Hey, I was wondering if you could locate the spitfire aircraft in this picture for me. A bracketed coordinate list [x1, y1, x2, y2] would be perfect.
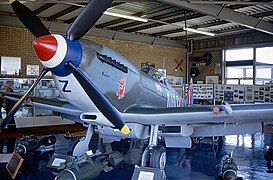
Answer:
[1, 0, 273, 170]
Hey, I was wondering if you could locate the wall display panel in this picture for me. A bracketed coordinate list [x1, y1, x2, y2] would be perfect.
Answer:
[1, 56, 21, 75]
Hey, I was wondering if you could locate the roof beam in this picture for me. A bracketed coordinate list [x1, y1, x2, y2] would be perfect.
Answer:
[64, 2, 124, 24]
[157, 9, 273, 38]
[96, 4, 172, 28]
[112, 9, 186, 30]
[151, 20, 227, 36]
[47, 6, 80, 21]
[151, 28, 184, 36]
[161, 0, 273, 35]
[33, 3, 56, 15]
[174, 26, 248, 41]
[125, 13, 203, 33]
[0, 14, 185, 48]
[186, 0, 272, 5]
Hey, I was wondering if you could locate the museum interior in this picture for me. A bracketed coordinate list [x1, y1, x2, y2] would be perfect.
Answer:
[1, 0, 273, 179]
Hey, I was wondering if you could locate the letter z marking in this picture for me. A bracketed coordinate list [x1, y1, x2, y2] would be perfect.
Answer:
[59, 80, 71, 92]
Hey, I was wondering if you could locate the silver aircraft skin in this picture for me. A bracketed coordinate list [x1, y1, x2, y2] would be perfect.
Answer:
[3, 34, 273, 151]
[53, 39, 182, 124]
[2, 0, 273, 169]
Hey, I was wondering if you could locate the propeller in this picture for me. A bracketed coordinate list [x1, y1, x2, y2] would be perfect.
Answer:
[0, 68, 48, 129]
[65, 62, 130, 134]
[67, 0, 113, 41]
[9, 0, 50, 38]
[3, 0, 130, 134]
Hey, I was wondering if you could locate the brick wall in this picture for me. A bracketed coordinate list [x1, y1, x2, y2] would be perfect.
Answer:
[0, 25, 186, 79]
[191, 51, 222, 83]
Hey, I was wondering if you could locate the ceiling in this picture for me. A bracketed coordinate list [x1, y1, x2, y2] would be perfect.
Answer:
[0, 0, 273, 46]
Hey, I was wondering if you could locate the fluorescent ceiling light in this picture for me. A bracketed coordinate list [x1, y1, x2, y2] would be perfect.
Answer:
[104, 11, 148, 22]
[183, 27, 215, 36]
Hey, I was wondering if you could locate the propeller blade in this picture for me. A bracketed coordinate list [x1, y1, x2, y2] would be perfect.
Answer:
[9, 0, 50, 38]
[65, 61, 130, 134]
[67, 0, 113, 41]
[0, 68, 48, 129]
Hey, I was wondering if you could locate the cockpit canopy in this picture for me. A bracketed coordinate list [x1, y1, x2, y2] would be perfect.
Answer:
[141, 66, 165, 84]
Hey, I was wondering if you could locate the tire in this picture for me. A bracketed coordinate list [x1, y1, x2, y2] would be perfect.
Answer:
[149, 145, 166, 170]
[203, 52, 213, 64]
[223, 171, 237, 180]
[190, 67, 200, 77]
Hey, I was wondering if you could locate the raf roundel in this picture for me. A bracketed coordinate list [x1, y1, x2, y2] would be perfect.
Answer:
[213, 106, 220, 114]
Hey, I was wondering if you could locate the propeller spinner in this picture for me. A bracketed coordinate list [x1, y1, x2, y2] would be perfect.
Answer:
[1, 0, 130, 135]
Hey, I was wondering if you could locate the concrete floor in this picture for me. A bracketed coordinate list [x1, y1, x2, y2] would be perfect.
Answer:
[0, 133, 273, 179]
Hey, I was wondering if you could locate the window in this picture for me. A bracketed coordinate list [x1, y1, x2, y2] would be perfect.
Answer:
[225, 48, 253, 61]
[245, 68, 253, 78]
[226, 79, 238, 84]
[224, 48, 254, 85]
[224, 46, 273, 85]
[256, 68, 271, 79]
[226, 67, 243, 78]
[240, 79, 253, 85]
[256, 47, 273, 64]
[255, 47, 273, 83]
[1, 56, 21, 75]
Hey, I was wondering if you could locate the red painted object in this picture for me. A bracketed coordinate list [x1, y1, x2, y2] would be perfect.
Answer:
[33, 35, 57, 61]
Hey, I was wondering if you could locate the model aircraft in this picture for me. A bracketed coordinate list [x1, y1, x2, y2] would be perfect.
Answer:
[1, 0, 273, 170]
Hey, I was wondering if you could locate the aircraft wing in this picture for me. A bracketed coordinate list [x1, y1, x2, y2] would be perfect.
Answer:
[122, 103, 273, 126]
[2, 92, 273, 129]
[1, 92, 83, 122]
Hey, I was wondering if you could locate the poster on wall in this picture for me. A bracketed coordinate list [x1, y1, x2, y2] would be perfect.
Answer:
[206, 76, 219, 84]
[1, 56, 21, 75]
[26, 65, 39, 76]
[214, 63, 221, 75]
[175, 77, 183, 86]
[166, 76, 175, 86]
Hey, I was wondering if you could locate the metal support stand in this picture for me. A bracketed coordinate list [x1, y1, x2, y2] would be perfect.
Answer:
[142, 125, 159, 167]
[149, 125, 159, 147]
[136, 124, 166, 179]
[73, 124, 93, 156]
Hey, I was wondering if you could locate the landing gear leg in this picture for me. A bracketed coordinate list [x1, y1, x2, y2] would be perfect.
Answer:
[141, 125, 166, 170]
[72, 124, 93, 156]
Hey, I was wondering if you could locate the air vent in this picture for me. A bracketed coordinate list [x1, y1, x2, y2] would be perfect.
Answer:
[97, 52, 128, 73]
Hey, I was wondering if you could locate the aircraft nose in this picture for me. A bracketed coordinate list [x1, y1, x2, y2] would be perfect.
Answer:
[33, 35, 57, 62]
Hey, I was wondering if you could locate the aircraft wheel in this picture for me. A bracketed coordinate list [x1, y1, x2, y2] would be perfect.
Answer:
[223, 171, 237, 180]
[149, 145, 166, 170]
[141, 148, 150, 167]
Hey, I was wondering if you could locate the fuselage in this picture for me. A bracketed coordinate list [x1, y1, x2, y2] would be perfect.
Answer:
[53, 39, 183, 120]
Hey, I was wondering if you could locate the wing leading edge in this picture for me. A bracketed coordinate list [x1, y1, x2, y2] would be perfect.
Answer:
[122, 103, 273, 126]
[3, 92, 273, 128]
[1, 92, 83, 122]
